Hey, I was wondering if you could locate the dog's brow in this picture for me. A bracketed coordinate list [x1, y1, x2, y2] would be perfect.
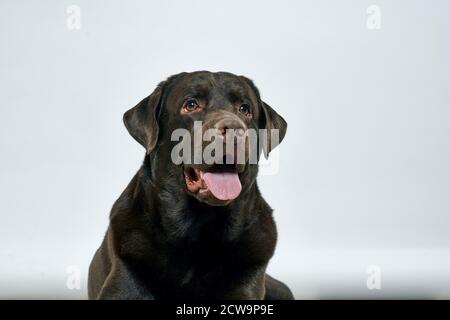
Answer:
[226, 86, 247, 103]
[185, 83, 210, 97]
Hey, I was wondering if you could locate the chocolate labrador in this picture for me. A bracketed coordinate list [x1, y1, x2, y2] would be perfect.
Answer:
[88, 71, 294, 300]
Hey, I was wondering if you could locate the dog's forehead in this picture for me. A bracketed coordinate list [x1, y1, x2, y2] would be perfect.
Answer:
[171, 72, 253, 98]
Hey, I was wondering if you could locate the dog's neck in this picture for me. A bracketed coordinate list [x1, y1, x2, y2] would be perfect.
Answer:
[135, 155, 261, 245]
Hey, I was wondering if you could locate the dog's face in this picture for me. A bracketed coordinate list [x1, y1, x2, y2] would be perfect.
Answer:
[124, 71, 287, 206]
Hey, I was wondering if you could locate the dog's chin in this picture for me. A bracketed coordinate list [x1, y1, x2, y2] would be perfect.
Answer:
[183, 165, 243, 206]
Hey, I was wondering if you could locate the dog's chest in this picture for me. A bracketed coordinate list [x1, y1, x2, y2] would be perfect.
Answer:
[155, 245, 250, 298]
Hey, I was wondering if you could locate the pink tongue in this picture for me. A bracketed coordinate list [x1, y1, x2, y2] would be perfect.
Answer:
[201, 171, 242, 201]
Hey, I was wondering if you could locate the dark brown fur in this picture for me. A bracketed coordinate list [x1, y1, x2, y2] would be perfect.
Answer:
[88, 71, 293, 300]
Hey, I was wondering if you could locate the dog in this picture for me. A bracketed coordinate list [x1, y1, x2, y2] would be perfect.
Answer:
[88, 71, 294, 300]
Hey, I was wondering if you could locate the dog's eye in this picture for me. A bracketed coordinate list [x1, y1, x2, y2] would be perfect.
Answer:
[182, 99, 200, 113]
[238, 104, 251, 117]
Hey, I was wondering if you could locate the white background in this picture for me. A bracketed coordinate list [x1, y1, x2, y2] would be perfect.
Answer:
[1, 0, 449, 299]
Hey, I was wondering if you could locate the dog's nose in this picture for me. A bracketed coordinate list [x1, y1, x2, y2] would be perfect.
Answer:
[215, 118, 246, 138]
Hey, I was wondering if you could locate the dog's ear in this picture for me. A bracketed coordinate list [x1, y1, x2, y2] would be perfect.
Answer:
[123, 82, 165, 154]
[260, 101, 288, 158]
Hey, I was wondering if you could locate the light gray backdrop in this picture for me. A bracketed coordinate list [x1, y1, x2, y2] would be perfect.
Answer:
[1, 0, 449, 299]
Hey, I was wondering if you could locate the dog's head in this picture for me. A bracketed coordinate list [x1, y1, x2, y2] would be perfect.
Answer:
[124, 71, 287, 206]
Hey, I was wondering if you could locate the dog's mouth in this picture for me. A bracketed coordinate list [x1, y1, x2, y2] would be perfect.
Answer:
[183, 165, 242, 203]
